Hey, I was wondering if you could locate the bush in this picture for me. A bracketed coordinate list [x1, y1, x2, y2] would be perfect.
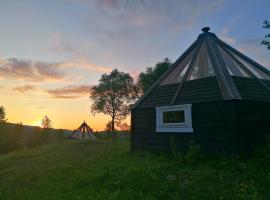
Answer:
[169, 137, 201, 164]
[0, 124, 66, 154]
[253, 134, 270, 163]
[95, 131, 130, 140]
[185, 142, 201, 164]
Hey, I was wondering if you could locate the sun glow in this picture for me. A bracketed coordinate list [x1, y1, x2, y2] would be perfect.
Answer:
[32, 120, 42, 127]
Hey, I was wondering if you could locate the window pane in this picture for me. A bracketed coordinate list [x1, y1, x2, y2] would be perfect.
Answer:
[163, 110, 185, 123]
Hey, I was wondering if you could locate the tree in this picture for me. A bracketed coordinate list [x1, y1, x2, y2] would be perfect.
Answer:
[0, 106, 7, 123]
[137, 58, 172, 93]
[90, 69, 137, 135]
[104, 121, 114, 132]
[41, 116, 53, 129]
[117, 122, 130, 131]
[261, 20, 270, 50]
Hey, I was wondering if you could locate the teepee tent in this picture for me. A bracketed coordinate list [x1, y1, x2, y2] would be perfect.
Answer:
[131, 27, 270, 154]
[69, 121, 97, 141]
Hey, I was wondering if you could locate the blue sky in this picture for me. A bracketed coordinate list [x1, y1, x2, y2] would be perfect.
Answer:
[0, 0, 269, 129]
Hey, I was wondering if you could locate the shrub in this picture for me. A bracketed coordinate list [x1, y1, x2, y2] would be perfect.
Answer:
[185, 142, 201, 164]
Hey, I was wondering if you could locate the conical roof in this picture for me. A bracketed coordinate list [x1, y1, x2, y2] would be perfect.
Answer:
[134, 27, 270, 108]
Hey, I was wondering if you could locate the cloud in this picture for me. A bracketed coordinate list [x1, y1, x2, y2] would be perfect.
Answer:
[236, 38, 270, 69]
[46, 85, 91, 99]
[218, 15, 244, 45]
[75, 0, 224, 68]
[0, 58, 65, 82]
[35, 62, 65, 79]
[219, 26, 236, 44]
[0, 58, 35, 80]
[60, 60, 112, 73]
[13, 85, 36, 93]
[0, 57, 112, 82]
[51, 41, 75, 54]
[36, 106, 47, 110]
[49, 33, 77, 54]
[48, 33, 113, 73]
[87, 0, 224, 35]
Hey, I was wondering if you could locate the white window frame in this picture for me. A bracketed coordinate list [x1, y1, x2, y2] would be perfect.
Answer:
[155, 104, 193, 133]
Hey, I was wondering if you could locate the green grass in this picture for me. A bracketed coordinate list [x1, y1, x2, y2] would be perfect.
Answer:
[0, 138, 270, 200]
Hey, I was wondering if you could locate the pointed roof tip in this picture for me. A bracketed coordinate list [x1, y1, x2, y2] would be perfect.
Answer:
[202, 27, 210, 33]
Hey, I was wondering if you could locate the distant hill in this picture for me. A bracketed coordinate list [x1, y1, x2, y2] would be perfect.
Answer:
[3, 122, 73, 135]
[0, 122, 73, 155]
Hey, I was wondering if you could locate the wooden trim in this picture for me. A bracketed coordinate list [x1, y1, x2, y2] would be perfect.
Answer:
[218, 41, 270, 93]
[205, 35, 241, 100]
[155, 104, 193, 133]
[211, 36, 242, 99]
[170, 40, 203, 104]
[216, 38, 270, 77]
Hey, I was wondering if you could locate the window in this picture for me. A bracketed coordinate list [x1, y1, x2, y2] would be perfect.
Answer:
[163, 110, 185, 123]
[156, 104, 193, 132]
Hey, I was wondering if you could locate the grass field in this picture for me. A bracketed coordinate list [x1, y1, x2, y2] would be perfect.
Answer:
[0, 137, 270, 200]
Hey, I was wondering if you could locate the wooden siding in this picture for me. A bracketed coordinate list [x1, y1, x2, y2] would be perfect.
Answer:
[232, 77, 270, 102]
[235, 101, 270, 153]
[138, 76, 222, 108]
[132, 101, 239, 154]
[175, 77, 222, 104]
[137, 83, 178, 108]
[137, 76, 270, 108]
[132, 100, 270, 154]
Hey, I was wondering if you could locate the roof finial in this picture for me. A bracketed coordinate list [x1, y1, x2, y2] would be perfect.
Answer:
[202, 27, 210, 33]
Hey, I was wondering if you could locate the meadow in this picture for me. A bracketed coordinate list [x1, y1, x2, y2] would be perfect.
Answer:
[0, 128, 270, 200]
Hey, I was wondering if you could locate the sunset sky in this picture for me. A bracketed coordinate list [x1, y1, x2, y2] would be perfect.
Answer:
[0, 0, 269, 131]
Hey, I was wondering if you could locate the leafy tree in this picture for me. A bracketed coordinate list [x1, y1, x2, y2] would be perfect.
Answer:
[41, 116, 53, 129]
[117, 122, 130, 131]
[104, 121, 114, 132]
[0, 106, 7, 123]
[261, 20, 270, 50]
[90, 69, 137, 135]
[137, 58, 172, 93]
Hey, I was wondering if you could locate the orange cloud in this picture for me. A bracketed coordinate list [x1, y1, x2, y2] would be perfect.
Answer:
[60, 60, 112, 73]
[46, 85, 91, 99]
[13, 85, 36, 93]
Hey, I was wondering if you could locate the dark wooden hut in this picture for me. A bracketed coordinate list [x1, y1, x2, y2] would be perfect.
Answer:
[131, 27, 270, 154]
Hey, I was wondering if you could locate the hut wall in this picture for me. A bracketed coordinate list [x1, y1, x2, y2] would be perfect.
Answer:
[132, 101, 238, 153]
[132, 77, 270, 154]
[132, 100, 270, 154]
[236, 101, 270, 153]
